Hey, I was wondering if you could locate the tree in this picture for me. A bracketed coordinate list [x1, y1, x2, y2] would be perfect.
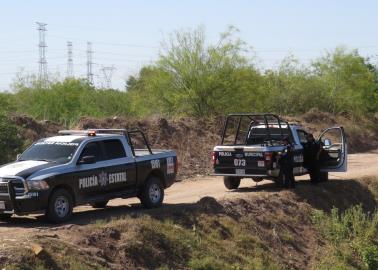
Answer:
[155, 26, 261, 116]
[312, 47, 376, 117]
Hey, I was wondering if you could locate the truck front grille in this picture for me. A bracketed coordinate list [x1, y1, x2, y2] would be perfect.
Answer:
[0, 182, 8, 194]
[0, 178, 25, 196]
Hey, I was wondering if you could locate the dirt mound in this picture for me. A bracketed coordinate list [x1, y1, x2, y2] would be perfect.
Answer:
[1, 176, 377, 269]
[12, 114, 64, 143]
[11, 113, 378, 179]
[76, 116, 223, 180]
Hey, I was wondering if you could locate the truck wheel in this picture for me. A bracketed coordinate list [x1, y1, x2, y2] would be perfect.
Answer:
[140, 177, 164, 208]
[319, 172, 329, 182]
[90, 200, 108, 208]
[0, 213, 12, 220]
[252, 177, 264, 183]
[46, 188, 73, 223]
[224, 176, 241, 190]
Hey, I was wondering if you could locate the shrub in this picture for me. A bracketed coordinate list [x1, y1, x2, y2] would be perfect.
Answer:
[312, 205, 378, 269]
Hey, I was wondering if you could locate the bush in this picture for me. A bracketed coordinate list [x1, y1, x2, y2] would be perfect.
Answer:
[312, 205, 378, 269]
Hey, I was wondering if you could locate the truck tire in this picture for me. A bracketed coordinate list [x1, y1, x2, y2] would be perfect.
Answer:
[0, 213, 12, 220]
[224, 176, 241, 190]
[46, 188, 73, 223]
[140, 177, 164, 209]
[319, 172, 329, 182]
[252, 177, 264, 182]
[90, 200, 109, 208]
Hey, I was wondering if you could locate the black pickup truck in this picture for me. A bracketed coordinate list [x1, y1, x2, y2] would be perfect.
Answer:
[212, 114, 347, 189]
[0, 129, 177, 223]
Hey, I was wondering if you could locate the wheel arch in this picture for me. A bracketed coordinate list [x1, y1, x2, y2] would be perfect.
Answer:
[146, 169, 166, 188]
[48, 184, 76, 206]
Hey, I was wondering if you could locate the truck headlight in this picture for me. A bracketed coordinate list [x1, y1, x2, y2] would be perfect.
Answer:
[28, 180, 49, 190]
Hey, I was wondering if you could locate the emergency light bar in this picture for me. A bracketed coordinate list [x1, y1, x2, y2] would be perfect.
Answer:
[58, 129, 128, 136]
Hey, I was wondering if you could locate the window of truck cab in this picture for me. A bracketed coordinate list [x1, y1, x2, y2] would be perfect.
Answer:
[103, 139, 126, 159]
[296, 130, 308, 145]
[78, 139, 126, 163]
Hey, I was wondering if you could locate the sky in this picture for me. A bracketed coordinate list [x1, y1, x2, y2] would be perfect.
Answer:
[0, 0, 377, 91]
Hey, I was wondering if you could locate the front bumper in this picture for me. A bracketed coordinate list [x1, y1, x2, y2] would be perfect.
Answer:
[0, 178, 49, 215]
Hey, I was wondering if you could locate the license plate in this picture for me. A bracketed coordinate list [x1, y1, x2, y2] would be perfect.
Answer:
[0, 201, 5, 210]
[235, 169, 245, 175]
[258, 161, 265, 167]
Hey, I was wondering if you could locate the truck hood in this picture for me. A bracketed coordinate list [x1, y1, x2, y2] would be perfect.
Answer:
[0, 160, 55, 179]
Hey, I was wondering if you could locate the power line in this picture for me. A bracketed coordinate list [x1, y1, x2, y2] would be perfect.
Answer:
[101, 65, 116, 88]
[36, 22, 48, 86]
[67, 41, 73, 77]
[48, 34, 159, 49]
[86, 42, 94, 84]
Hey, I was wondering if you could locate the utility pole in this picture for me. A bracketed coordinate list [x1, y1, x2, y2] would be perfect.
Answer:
[86, 42, 94, 84]
[36, 22, 48, 87]
[67, 41, 73, 78]
[101, 65, 116, 88]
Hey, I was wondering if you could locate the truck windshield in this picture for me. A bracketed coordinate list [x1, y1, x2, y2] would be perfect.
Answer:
[19, 141, 80, 164]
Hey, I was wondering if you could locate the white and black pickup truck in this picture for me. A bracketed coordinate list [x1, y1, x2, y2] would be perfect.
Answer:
[0, 129, 177, 223]
[212, 114, 347, 189]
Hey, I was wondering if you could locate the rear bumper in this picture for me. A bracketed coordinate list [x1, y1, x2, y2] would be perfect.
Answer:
[164, 173, 176, 188]
[212, 166, 307, 178]
[213, 167, 280, 177]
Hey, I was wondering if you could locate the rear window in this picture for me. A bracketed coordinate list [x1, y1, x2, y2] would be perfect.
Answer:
[247, 126, 290, 144]
[103, 139, 126, 159]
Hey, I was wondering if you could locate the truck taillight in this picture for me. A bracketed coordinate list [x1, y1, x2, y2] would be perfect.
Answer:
[212, 151, 218, 166]
[264, 152, 273, 167]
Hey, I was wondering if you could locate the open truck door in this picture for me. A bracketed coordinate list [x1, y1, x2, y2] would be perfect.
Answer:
[318, 126, 347, 172]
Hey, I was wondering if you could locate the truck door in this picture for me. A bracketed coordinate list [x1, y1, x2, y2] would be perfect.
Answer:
[76, 141, 108, 199]
[101, 139, 137, 192]
[75, 139, 137, 201]
[317, 127, 347, 172]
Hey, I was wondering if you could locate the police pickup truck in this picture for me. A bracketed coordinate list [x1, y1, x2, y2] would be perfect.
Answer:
[0, 129, 177, 223]
[212, 114, 347, 189]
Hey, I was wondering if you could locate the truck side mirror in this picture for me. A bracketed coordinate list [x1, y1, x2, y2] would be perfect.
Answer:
[324, 139, 332, 146]
[78, 155, 96, 165]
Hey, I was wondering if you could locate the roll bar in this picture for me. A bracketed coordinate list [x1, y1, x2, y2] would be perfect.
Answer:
[220, 113, 293, 145]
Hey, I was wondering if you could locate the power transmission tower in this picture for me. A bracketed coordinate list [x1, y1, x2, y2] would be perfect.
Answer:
[36, 22, 48, 87]
[101, 66, 116, 88]
[67, 41, 73, 78]
[86, 42, 94, 84]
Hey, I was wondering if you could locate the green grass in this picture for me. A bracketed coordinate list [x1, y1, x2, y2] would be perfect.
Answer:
[312, 205, 378, 270]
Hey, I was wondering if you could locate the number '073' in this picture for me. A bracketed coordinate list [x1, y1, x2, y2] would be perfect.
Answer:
[234, 159, 246, 166]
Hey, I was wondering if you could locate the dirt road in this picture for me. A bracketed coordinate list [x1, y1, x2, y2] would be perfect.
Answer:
[0, 151, 377, 244]
[129, 150, 378, 204]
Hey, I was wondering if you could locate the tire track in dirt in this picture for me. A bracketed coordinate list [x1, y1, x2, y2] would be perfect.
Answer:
[0, 151, 377, 244]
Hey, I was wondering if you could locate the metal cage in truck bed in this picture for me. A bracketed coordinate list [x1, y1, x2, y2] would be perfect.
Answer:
[220, 113, 293, 146]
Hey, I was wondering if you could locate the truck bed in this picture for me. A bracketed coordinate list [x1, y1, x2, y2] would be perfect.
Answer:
[134, 149, 175, 157]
